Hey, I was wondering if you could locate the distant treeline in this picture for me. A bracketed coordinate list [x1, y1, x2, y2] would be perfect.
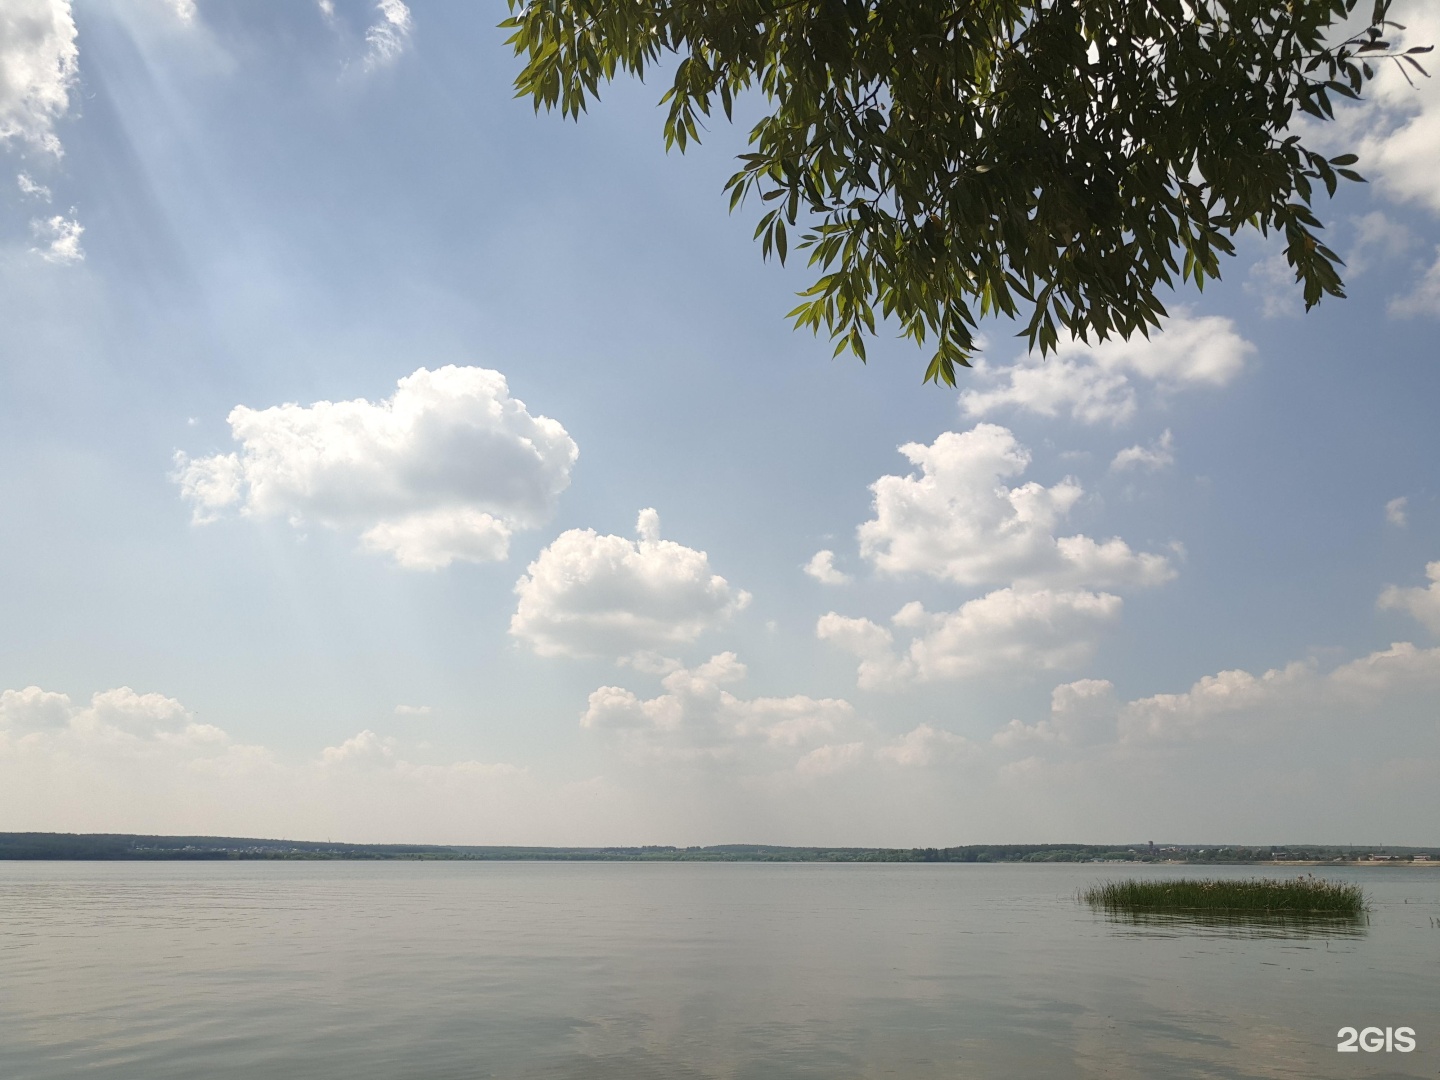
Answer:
[0, 834, 1434, 863]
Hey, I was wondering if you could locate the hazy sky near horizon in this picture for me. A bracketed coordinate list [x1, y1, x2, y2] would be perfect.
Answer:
[2, 0, 1439, 846]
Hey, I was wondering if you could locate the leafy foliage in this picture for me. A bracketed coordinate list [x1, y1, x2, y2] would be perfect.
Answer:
[504, 0, 1431, 383]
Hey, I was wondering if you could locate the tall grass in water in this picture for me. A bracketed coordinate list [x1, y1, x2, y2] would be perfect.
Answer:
[1081, 875, 1365, 916]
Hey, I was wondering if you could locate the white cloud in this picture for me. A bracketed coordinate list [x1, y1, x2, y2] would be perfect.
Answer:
[857, 424, 1174, 590]
[1388, 246, 1440, 316]
[803, 549, 851, 585]
[4, 625, 1436, 842]
[619, 651, 684, 675]
[1386, 496, 1409, 527]
[86, 686, 194, 736]
[511, 509, 750, 660]
[363, 0, 412, 70]
[875, 724, 972, 767]
[0, 685, 72, 730]
[1117, 663, 1310, 743]
[814, 612, 900, 688]
[818, 588, 1123, 689]
[1351, 5, 1440, 215]
[173, 451, 242, 522]
[894, 648, 1440, 845]
[795, 742, 865, 777]
[0, 0, 78, 156]
[1246, 252, 1302, 318]
[974, 631, 1440, 767]
[173, 365, 577, 569]
[360, 508, 510, 569]
[1290, 7, 1440, 317]
[394, 704, 431, 717]
[320, 729, 396, 768]
[1112, 642, 1440, 745]
[991, 679, 1119, 749]
[16, 172, 50, 200]
[821, 424, 1170, 688]
[1346, 211, 1415, 276]
[582, 652, 854, 764]
[959, 314, 1252, 426]
[0, 682, 540, 842]
[0, 684, 230, 750]
[962, 353, 1134, 426]
[1110, 429, 1174, 473]
[1378, 560, 1440, 634]
[30, 212, 82, 263]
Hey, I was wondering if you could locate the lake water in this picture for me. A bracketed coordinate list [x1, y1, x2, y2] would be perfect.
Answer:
[0, 861, 1435, 1079]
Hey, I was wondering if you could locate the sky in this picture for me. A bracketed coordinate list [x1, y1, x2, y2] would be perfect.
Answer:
[1, 0, 1438, 846]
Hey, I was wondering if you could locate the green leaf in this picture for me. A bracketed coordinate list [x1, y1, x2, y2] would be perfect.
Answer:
[503, 0, 1420, 383]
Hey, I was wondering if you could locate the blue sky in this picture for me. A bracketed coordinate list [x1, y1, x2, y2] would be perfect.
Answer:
[2, 0, 1438, 845]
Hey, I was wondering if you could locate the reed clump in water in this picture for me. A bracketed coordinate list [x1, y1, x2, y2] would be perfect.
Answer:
[1081, 875, 1365, 916]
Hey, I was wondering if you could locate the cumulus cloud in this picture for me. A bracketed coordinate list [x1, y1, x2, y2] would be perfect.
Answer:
[6, 634, 1436, 841]
[857, 424, 1174, 590]
[1110, 429, 1174, 473]
[359, 508, 510, 568]
[1056, 560, 1440, 746]
[819, 424, 1172, 688]
[819, 589, 1123, 689]
[0, 685, 72, 730]
[1346, 211, 1416, 276]
[1378, 561, 1440, 634]
[320, 729, 396, 768]
[173, 451, 242, 523]
[1113, 643, 1440, 745]
[173, 365, 578, 569]
[991, 679, 1120, 749]
[1287, 7, 1440, 315]
[1246, 252, 1302, 318]
[16, 172, 50, 200]
[1349, 5, 1440, 215]
[1386, 496, 1409, 527]
[959, 313, 1252, 426]
[363, 0, 412, 70]
[803, 549, 851, 585]
[30, 211, 82, 263]
[582, 652, 854, 766]
[974, 632, 1440, 765]
[0, 0, 78, 156]
[1116, 663, 1312, 744]
[0, 681, 536, 841]
[394, 704, 432, 717]
[875, 724, 973, 767]
[795, 742, 865, 777]
[1, 684, 230, 750]
[511, 509, 750, 660]
[969, 643, 1440, 844]
[86, 686, 196, 735]
[1388, 246, 1440, 317]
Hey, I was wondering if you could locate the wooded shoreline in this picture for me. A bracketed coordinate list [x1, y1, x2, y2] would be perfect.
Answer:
[2, 833, 1435, 864]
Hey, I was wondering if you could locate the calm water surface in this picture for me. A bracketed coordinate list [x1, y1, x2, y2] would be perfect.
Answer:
[0, 861, 1435, 1079]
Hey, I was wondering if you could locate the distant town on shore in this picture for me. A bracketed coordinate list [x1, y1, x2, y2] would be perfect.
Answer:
[1, 834, 1435, 864]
